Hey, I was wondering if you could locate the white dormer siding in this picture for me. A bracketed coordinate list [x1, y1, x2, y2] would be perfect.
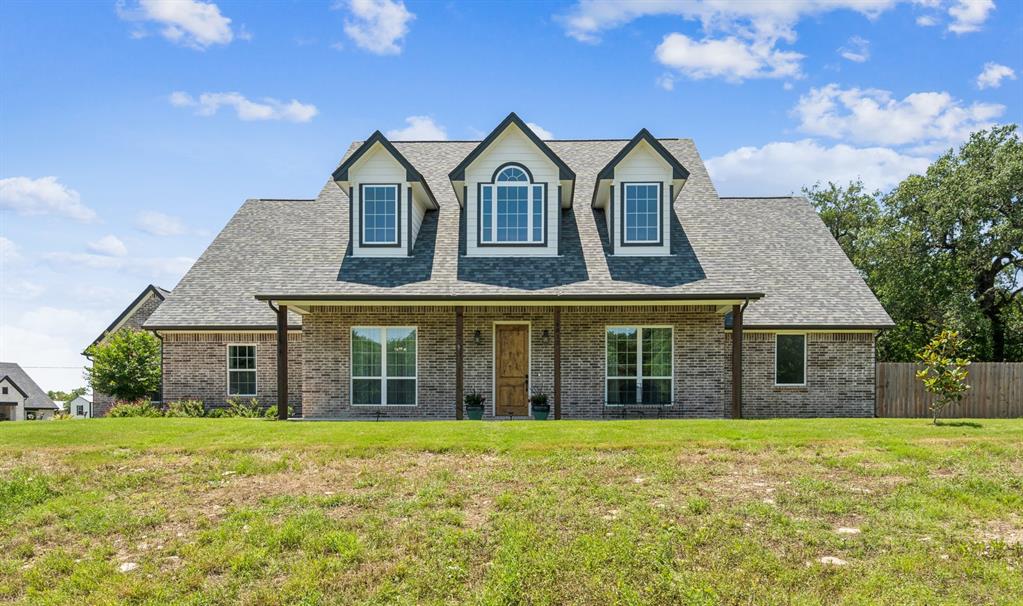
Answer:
[595, 138, 679, 257]
[346, 143, 432, 257]
[465, 125, 560, 257]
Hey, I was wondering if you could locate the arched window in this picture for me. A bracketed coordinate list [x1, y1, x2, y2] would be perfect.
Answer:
[480, 164, 545, 244]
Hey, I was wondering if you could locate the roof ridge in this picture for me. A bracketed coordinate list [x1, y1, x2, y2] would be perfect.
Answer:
[253, 198, 316, 202]
[719, 196, 802, 200]
[381, 137, 690, 143]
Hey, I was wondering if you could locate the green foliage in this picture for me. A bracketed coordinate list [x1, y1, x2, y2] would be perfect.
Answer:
[227, 397, 264, 418]
[164, 400, 206, 417]
[810, 126, 1023, 361]
[84, 329, 162, 401]
[263, 403, 295, 420]
[464, 388, 486, 408]
[529, 387, 549, 408]
[916, 330, 972, 424]
[107, 399, 162, 417]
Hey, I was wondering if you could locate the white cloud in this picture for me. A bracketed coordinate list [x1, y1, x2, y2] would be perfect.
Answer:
[135, 210, 192, 236]
[656, 73, 676, 91]
[557, 1, 903, 81]
[0, 176, 97, 222]
[385, 116, 447, 140]
[655, 33, 803, 82]
[117, 0, 234, 49]
[86, 235, 128, 257]
[526, 122, 555, 140]
[42, 252, 194, 278]
[915, 14, 938, 26]
[342, 0, 414, 55]
[169, 91, 318, 123]
[705, 139, 931, 196]
[976, 62, 1017, 89]
[947, 0, 994, 34]
[0, 236, 18, 262]
[838, 36, 870, 62]
[793, 84, 1004, 152]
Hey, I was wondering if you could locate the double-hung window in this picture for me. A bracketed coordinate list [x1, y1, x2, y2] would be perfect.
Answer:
[775, 334, 806, 386]
[606, 326, 672, 405]
[351, 327, 417, 405]
[480, 165, 544, 244]
[622, 183, 661, 244]
[361, 184, 399, 245]
[228, 345, 257, 396]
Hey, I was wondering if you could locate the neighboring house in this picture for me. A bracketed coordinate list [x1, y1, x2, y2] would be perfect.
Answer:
[68, 395, 93, 418]
[144, 113, 893, 419]
[0, 362, 57, 421]
[86, 284, 170, 416]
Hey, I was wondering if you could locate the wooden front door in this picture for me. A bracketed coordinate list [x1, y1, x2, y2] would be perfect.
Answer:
[495, 324, 529, 416]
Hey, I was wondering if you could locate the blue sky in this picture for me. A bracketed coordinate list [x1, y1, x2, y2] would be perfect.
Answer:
[1, 0, 1021, 391]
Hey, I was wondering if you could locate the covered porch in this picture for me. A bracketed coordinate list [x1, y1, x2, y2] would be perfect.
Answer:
[258, 295, 759, 421]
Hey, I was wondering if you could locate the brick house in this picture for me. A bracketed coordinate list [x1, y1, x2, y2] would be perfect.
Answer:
[140, 113, 892, 419]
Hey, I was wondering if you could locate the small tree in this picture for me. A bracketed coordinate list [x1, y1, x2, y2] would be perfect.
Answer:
[915, 330, 971, 424]
[85, 329, 162, 402]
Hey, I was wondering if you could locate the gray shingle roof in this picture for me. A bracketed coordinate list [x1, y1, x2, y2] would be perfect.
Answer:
[145, 138, 892, 330]
[0, 362, 57, 409]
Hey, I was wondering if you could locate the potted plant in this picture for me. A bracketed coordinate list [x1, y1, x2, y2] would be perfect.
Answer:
[530, 388, 551, 420]
[464, 388, 486, 420]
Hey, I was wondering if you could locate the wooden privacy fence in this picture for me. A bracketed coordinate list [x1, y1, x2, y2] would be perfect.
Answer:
[876, 362, 1023, 418]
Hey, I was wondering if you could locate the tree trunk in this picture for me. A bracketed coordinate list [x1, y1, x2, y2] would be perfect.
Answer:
[991, 312, 1006, 362]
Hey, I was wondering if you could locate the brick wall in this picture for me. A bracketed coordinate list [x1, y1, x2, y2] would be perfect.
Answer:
[725, 332, 876, 418]
[300, 305, 727, 419]
[161, 331, 303, 414]
[154, 309, 877, 420]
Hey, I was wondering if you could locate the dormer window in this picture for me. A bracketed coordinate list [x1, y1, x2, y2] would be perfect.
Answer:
[360, 184, 400, 246]
[480, 164, 545, 245]
[622, 182, 662, 245]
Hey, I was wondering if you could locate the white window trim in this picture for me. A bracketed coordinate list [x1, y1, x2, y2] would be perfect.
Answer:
[621, 182, 661, 245]
[774, 333, 808, 387]
[361, 184, 400, 245]
[604, 325, 674, 406]
[226, 343, 257, 397]
[350, 326, 419, 407]
[481, 181, 545, 244]
[491, 321, 532, 417]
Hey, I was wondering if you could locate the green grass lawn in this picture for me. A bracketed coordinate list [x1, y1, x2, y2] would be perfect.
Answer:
[1, 418, 1021, 605]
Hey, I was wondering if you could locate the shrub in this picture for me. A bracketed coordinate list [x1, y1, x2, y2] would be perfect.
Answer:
[206, 407, 228, 418]
[107, 399, 162, 417]
[916, 329, 971, 425]
[264, 404, 295, 420]
[227, 397, 264, 418]
[165, 400, 206, 417]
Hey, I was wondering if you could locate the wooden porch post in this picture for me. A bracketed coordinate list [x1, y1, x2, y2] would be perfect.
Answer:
[553, 307, 562, 420]
[731, 304, 743, 419]
[455, 306, 464, 420]
[276, 304, 288, 421]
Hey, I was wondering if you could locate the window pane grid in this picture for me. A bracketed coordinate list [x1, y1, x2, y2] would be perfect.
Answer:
[481, 173, 544, 244]
[228, 345, 256, 396]
[363, 185, 397, 244]
[624, 184, 659, 243]
[352, 327, 417, 405]
[606, 327, 672, 405]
